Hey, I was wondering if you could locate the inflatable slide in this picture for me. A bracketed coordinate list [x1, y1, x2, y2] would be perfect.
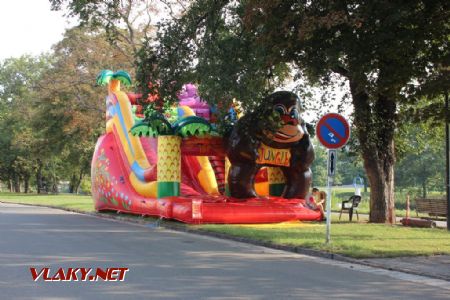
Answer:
[91, 71, 322, 224]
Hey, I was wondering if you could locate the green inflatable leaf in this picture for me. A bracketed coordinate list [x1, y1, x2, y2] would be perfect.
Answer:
[152, 120, 172, 135]
[173, 116, 212, 137]
[177, 123, 211, 137]
[112, 70, 132, 87]
[130, 114, 174, 137]
[130, 121, 158, 137]
[96, 70, 114, 86]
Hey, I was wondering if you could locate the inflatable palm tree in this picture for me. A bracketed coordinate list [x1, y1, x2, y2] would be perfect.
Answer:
[97, 70, 212, 198]
[96, 70, 132, 92]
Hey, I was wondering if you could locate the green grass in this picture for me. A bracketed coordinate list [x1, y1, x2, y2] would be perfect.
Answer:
[0, 192, 95, 212]
[323, 187, 442, 217]
[197, 217, 450, 258]
[1, 191, 449, 259]
[0, 192, 159, 223]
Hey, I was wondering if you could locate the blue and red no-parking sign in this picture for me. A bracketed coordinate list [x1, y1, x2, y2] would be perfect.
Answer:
[316, 113, 350, 149]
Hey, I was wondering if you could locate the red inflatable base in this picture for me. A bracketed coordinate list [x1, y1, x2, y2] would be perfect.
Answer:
[91, 133, 323, 224]
[95, 195, 323, 224]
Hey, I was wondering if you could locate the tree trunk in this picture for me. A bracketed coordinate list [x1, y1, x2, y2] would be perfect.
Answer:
[422, 180, 427, 198]
[24, 176, 30, 193]
[69, 174, 76, 193]
[362, 144, 396, 223]
[350, 78, 396, 223]
[36, 159, 43, 194]
[75, 170, 84, 194]
[69, 172, 83, 194]
[8, 179, 12, 192]
[13, 174, 20, 193]
[51, 183, 59, 194]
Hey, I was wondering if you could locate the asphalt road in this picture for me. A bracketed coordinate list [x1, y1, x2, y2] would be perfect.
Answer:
[0, 203, 449, 300]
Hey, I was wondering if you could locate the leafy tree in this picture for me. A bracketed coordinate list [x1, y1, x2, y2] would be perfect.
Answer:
[0, 27, 136, 194]
[150, 1, 291, 116]
[34, 27, 135, 193]
[395, 119, 445, 198]
[333, 125, 368, 189]
[311, 140, 327, 187]
[151, 0, 449, 223]
[49, 0, 189, 92]
[50, 0, 158, 58]
[0, 55, 51, 192]
[311, 137, 366, 188]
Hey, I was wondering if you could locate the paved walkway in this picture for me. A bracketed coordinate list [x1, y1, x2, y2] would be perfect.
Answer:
[123, 211, 450, 282]
[360, 255, 450, 281]
[2, 203, 449, 299]
[3, 201, 450, 284]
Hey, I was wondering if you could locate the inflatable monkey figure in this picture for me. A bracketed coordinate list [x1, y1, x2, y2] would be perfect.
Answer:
[226, 91, 314, 199]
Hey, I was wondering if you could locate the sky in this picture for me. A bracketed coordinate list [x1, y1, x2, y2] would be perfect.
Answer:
[0, 0, 75, 60]
[0, 0, 350, 121]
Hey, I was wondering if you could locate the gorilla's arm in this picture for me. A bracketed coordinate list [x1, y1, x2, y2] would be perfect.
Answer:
[282, 135, 315, 199]
[225, 121, 261, 198]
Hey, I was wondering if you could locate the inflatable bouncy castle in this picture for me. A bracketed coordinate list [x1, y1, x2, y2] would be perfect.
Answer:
[91, 70, 322, 224]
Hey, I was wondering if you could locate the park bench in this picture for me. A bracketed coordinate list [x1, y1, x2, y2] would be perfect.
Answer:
[415, 198, 447, 220]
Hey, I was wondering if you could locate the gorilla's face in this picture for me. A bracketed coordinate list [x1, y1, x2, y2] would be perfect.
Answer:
[272, 103, 304, 143]
[264, 92, 305, 146]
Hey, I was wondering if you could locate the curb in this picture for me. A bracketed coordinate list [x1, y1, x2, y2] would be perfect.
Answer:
[1, 201, 449, 282]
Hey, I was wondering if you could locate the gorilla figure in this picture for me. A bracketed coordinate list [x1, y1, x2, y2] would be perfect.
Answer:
[226, 91, 314, 199]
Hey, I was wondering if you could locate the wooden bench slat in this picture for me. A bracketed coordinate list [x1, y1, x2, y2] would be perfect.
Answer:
[415, 198, 447, 219]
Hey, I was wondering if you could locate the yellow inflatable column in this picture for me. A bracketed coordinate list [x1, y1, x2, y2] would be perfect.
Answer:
[268, 167, 285, 196]
[255, 167, 269, 196]
[224, 157, 231, 196]
[157, 136, 181, 198]
[196, 156, 219, 195]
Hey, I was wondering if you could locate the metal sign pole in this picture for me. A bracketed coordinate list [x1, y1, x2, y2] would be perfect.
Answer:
[326, 173, 333, 244]
[326, 150, 336, 244]
[316, 113, 349, 243]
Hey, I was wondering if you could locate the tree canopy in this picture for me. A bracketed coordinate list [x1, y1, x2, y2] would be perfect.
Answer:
[0, 26, 134, 193]
[148, 0, 449, 223]
[0, 55, 51, 192]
